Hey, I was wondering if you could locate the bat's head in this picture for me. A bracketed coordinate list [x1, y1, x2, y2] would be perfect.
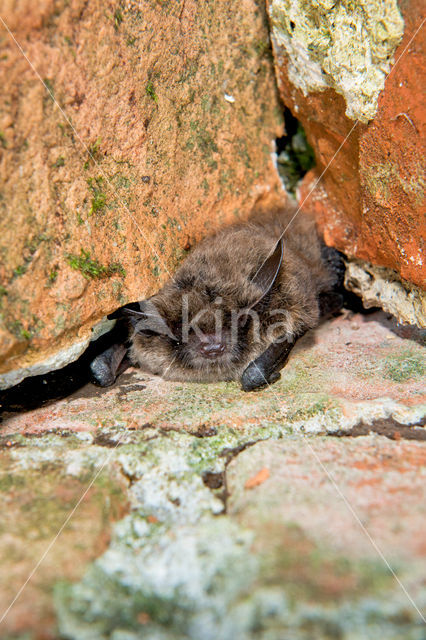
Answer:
[126, 232, 284, 382]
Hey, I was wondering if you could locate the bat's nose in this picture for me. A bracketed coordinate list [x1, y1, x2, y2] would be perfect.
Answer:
[198, 335, 226, 358]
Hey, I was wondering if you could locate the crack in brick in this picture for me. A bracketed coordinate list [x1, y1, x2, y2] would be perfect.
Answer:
[331, 417, 426, 441]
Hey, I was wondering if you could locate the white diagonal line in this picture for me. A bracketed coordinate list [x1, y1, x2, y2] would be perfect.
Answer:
[251, 117, 359, 286]
[308, 439, 426, 623]
[0, 20, 180, 623]
[1, 8, 425, 628]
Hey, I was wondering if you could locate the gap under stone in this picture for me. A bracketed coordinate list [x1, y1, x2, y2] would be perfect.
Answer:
[0, 323, 127, 421]
[275, 107, 315, 194]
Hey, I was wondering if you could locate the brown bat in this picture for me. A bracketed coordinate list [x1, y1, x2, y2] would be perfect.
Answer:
[90, 204, 344, 391]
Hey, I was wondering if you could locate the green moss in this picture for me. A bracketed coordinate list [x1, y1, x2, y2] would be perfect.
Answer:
[114, 8, 123, 30]
[0, 473, 26, 492]
[263, 523, 392, 606]
[90, 192, 106, 214]
[43, 77, 55, 97]
[83, 139, 102, 169]
[13, 264, 27, 277]
[53, 156, 65, 168]
[48, 269, 58, 284]
[66, 249, 126, 280]
[115, 175, 131, 189]
[6, 319, 24, 339]
[55, 573, 185, 636]
[383, 351, 425, 382]
[0, 285, 7, 296]
[187, 120, 218, 161]
[145, 81, 158, 102]
[0, 131, 7, 149]
[236, 138, 250, 168]
[285, 394, 340, 423]
[252, 38, 272, 59]
[87, 177, 107, 214]
[109, 262, 126, 278]
[8, 311, 43, 340]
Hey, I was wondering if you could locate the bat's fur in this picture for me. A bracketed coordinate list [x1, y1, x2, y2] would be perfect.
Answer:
[129, 204, 342, 383]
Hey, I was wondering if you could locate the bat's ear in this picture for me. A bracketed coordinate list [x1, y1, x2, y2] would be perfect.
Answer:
[250, 238, 283, 306]
[120, 300, 176, 340]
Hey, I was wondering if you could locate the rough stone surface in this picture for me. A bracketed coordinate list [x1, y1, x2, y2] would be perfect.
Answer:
[0, 317, 115, 391]
[0, 0, 284, 379]
[268, 0, 426, 313]
[0, 438, 129, 639]
[269, 0, 404, 122]
[345, 259, 426, 328]
[0, 310, 425, 639]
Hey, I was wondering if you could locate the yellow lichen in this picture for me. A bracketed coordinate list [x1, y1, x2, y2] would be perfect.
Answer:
[269, 0, 404, 122]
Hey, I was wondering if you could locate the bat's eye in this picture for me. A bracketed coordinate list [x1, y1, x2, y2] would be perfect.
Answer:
[205, 286, 220, 301]
[175, 274, 195, 289]
[137, 328, 161, 338]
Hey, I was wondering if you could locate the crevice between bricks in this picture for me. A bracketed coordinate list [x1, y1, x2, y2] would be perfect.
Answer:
[202, 439, 263, 513]
[330, 417, 426, 442]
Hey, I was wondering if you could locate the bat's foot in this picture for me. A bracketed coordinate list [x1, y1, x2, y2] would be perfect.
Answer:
[321, 245, 345, 288]
[240, 365, 281, 392]
[319, 291, 344, 316]
[90, 344, 128, 387]
[90, 353, 118, 387]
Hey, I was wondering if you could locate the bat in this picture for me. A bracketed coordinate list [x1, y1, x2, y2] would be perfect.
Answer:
[90, 204, 345, 391]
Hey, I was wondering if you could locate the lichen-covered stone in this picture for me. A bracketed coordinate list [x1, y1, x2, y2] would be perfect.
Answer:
[2, 423, 425, 639]
[269, 0, 404, 122]
[0, 0, 284, 381]
[56, 429, 426, 640]
[268, 0, 425, 321]
[0, 310, 425, 638]
[345, 259, 426, 328]
[0, 436, 128, 638]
